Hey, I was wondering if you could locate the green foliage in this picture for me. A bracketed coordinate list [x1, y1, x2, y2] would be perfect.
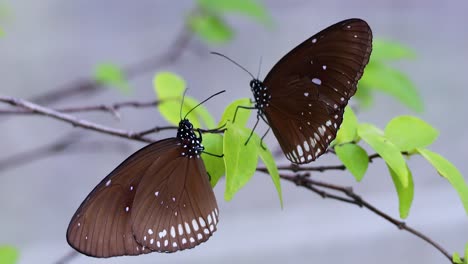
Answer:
[388, 165, 414, 218]
[417, 148, 468, 215]
[223, 123, 258, 201]
[0, 246, 19, 264]
[0, 27, 4, 37]
[371, 39, 417, 61]
[189, 0, 271, 44]
[385, 116, 439, 152]
[452, 252, 463, 264]
[188, 13, 233, 44]
[197, 0, 271, 25]
[335, 143, 368, 182]
[465, 243, 468, 264]
[358, 39, 423, 112]
[251, 132, 283, 207]
[153, 72, 215, 128]
[201, 134, 225, 187]
[333, 106, 358, 145]
[218, 98, 253, 127]
[358, 123, 409, 187]
[94, 63, 131, 93]
[360, 62, 423, 112]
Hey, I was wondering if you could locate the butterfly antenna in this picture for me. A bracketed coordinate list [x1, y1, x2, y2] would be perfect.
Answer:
[180, 88, 189, 120]
[184, 90, 226, 119]
[256, 55, 263, 79]
[210, 52, 256, 80]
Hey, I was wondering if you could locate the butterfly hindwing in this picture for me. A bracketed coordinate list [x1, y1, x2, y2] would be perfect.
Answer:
[131, 150, 219, 252]
[66, 138, 177, 257]
[262, 18, 372, 164]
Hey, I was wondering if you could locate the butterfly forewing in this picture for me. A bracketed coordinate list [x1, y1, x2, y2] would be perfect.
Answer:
[262, 18, 372, 164]
[131, 153, 218, 252]
[66, 139, 177, 257]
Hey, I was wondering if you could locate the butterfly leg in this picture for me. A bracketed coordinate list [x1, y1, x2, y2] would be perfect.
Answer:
[244, 114, 260, 145]
[198, 129, 224, 157]
[203, 151, 224, 158]
[259, 127, 270, 150]
[233, 105, 257, 123]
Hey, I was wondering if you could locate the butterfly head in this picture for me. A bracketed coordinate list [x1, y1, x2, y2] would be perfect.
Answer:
[177, 119, 204, 158]
[250, 79, 271, 110]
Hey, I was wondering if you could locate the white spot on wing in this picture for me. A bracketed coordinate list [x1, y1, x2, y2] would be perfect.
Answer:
[312, 78, 322, 85]
[178, 224, 184, 235]
[199, 217, 206, 227]
[170, 226, 176, 238]
[192, 219, 199, 231]
[105, 180, 111, 186]
[297, 145, 303, 157]
[311, 38, 317, 43]
[303, 141, 310, 152]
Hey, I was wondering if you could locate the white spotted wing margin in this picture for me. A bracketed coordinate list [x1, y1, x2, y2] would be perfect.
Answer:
[262, 19, 372, 164]
[66, 138, 219, 257]
[131, 147, 219, 253]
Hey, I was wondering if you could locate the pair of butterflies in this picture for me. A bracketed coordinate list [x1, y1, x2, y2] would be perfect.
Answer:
[67, 18, 373, 257]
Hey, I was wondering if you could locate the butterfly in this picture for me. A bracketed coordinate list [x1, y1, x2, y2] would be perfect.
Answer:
[213, 18, 372, 164]
[67, 101, 221, 257]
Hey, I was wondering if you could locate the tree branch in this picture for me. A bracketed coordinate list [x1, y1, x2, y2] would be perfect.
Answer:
[275, 172, 455, 263]
[0, 99, 161, 115]
[0, 95, 156, 143]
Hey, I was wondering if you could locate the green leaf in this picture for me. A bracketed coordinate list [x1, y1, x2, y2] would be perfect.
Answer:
[384, 115, 439, 152]
[94, 63, 131, 93]
[153, 72, 215, 128]
[201, 134, 225, 187]
[197, 0, 272, 25]
[465, 242, 468, 264]
[188, 13, 233, 44]
[0, 27, 4, 37]
[334, 106, 358, 145]
[360, 61, 423, 112]
[387, 165, 414, 218]
[417, 148, 468, 215]
[0, 246, 19, 264]
[335, 143, 368, 182]
[463, 243, 468, 264]
[371, 39, 416, 61]
[354, 85, 374, 108]
[223, 123, 258, 201]
[218, 98, 253, 127]
[358, 123, 408, 187]
[251, 133, 283, 207]
[452, 252, 462, 264]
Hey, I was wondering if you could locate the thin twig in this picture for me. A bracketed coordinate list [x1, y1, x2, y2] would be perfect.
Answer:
[276, 173, 455, 263]
[0, 95, 155, 143]
[0, 100, 161, 115]
[257, 153, 383, 173]
[0, 133, 130, 173]
[53, 250, 79, 264]
[29, 27, 191, 105]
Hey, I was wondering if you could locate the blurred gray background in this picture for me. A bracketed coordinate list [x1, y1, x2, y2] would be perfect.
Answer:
[1, 0, 467, 263]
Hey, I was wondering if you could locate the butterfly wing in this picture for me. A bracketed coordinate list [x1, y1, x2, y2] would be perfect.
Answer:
[66, 138, 178, 257]
[263, 18, 372, 164]
[131, 151, 219, 252]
